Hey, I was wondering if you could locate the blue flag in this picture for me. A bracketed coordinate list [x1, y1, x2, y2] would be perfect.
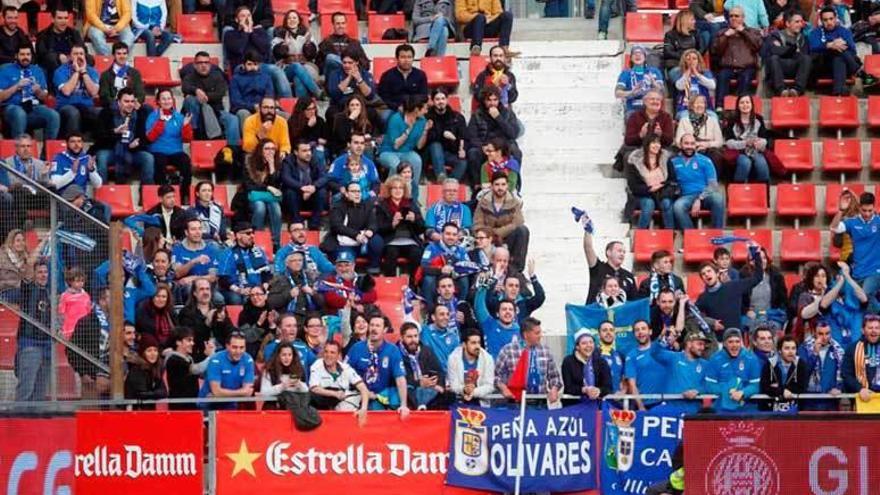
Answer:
[600, 402, 687, 495]
[565, 298, 651, 356]
[446, 402, 598, 493]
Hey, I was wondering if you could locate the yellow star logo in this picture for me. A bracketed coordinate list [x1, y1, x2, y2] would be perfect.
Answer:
[226, 440, 262, 478]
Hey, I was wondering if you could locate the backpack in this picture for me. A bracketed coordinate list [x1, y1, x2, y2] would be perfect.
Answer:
[277, 390, 323, 431]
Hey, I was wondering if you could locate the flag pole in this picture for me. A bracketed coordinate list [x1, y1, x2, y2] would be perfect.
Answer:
[513, 392, 528, 495]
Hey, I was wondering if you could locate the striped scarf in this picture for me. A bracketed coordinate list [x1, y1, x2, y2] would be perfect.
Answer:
[854, 340, 880, 389]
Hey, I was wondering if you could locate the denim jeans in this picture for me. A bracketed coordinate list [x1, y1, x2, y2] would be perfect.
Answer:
[463, 11, 513, 48]
[184, 0, 225, 14]
[58, 104, 100, 138]
[262, 63, 293, 98]
[695, 19, 726, 49]
[715, 67, 756, 109]
[324, 54, 343, 78]
[3, 104, 60, 139]
[427, 142, 466, 179]
[14, 345, 50, 402]
[673, 191, 725, 229]
[138, 27, 174, 56]
[733, 152, 770, 183]
[637, 196, 674, 229]
[284, 63, 321, 98]
[87, 26, 136, 56]
[544, 0, 569, 16]
[283, 186, 326, 225]
[378, 151, 422, 203]
[182, 96, 241, 146]
[598, 0, 622, 32]
[814, 51, 861, 96]
[95, 148, 155, 183]
[427, 17, 450, 55]
[861, 274, 880, 314]
[251, 199, 282, 245]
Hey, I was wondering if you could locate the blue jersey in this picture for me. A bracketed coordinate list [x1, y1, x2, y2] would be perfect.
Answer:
[172, 241, 221, 277]
[624, 344, 668, 396]
[0, 63, 48, 106]
[199, 350, 255, 409]
[840, 215, 880, 280]
[425, 201, 472, 233]
[345, 340, 406, 393]
[219, 245, 272, 289]
[670, 153, 716, 196]
[616, 66, 665, 113]
[601, 349, 625, 392]
[704, 348, 761, 412]
[420, 324, 460, 372]
[53, 63, 99, 108]
[652, 345, 707, 411]
[475, 287, 519, 358]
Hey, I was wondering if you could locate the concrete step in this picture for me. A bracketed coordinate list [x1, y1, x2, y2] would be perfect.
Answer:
[513, 101, 623, 119]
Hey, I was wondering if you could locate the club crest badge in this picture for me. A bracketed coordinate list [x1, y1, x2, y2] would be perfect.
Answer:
[453, 408, 489, 476]
[705, 422, 780, 495]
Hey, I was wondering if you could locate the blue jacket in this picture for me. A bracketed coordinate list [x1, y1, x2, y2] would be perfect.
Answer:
[219, 245, 272, 290]
[420, 323, 459, 373]
[145, 109, 188, 154]
[224, 28, 271, 69]
[475, 286, 519, 358]
[327, 67, 375, 107]
[704, 348, 761, 411]
[377, 67, 428, 111]
[798, 337, 844, 394]
[229, 67, 274, 114]
[0, 63, 49, 106]
[50, 149, 101, 196]
[809, 25, 857, 56]
[326, 153, 380, 197]
[425, 200, 472, 235]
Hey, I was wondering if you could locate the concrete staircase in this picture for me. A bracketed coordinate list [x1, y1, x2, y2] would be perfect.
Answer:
[510, 38, 630, 338]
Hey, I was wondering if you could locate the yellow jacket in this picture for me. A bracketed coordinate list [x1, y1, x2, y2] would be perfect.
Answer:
[455, 0, 503, 25]
[242, 114, 291, 155]
[83, 0, 132, 34]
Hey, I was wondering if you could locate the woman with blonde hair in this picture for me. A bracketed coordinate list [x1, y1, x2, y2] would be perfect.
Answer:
[375, 174, 425, 277]
[675, 94, 724, 171]
[673, 48, 715, 114]
[0, 230, 43, 292]
[664, 11, 703, 81]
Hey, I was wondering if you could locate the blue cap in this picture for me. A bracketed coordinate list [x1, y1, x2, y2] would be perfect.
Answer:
[336, 250, 355, 264]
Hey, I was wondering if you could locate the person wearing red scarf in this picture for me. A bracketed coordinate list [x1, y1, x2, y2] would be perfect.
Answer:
[145, 88, 194, 202]
[375, 175, 426, 277]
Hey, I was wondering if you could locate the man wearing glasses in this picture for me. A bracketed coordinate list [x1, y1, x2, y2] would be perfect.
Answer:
[273, 220, 334, 275]
[711, 6, 761, 109]
[242, 95, 290, 157]
[181, 50, 241, 147]
[425, 178, 472, 242]
[219, 221, 273, 305]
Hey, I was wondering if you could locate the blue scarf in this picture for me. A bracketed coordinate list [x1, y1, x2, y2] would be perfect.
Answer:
[19, 66, 34, 103]
[526, 346, 542, 393]
[399, 342, 422, 381]
[582, 355, 595, 388]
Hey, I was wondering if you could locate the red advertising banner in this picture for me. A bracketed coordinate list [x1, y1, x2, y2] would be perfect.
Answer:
[216, 411, 496, 495]
[684, 416, 880, 495]
[75, 411, 203, 494]
[0, 417, 75, 495]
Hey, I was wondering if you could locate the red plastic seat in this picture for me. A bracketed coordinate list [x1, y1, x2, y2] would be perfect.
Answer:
[141, 184, 181, 210]
[93, 55, 113, 75]
[376, 275, 409, 302]
[866, 54, 880, 79]
[254, 231, 276, 261]
[274, 0, 311, 13]
[469, 55, 489, 85]
[318, 0, 355, 13]
[625, 13, 664, 42]
[372, 56, 396, 82]
[776, 183, 816, 217]
[448, 95, 462, 112]
[770, 96, 811, 130]
[420, 56, 459, 88]
[819, 96, 860, 129]
[425, 183, 468, 206]
[226, 305, 243, 326]
[368, 14, 405, 43]
[0, 305, 19, 337]
[723, 95, 763, 114]
[773, 139, 813, 172]
[686, 273, 704, 301]
[632, 229, 674, 263]
[783, 272, 801, 292]
[176, 13, 218, 43]
[868, 96, 880, 127]
[190, 140, 224, 174]
[870, 139, 880, 170]
[180, 56, 220, 69]
[0, 334, 15, 370]
[320, 13, 358, 39]
[731, 229, 774, 262]
[726, 183, 768, 218]
[636, 0, 670, 8]
[0, 139, 14, 158]
[277, 97, 298, 115]
[55, 363, 81, 400]
[94, 185, 136, 218]
[780, 229, 822, 262]
[683, 229, 723, 263]
[134, 56, 179, 88]
[821, 138, 862, 172]
[824, 183, 864, 216]
[42, 139, 66, 161]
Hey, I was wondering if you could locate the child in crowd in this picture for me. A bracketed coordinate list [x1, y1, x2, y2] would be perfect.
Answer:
[58, 267, 92, 339]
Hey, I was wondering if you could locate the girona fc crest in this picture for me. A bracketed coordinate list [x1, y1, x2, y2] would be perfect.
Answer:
[704, 422, 780, 495]
[453, 408, 489, 476]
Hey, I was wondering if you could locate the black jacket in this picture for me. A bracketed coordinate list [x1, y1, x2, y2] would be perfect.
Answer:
[426, 106, 467, 154]
[145, 203, 188, 241]
[223, 27, 271, 68]
[0, 28, 31, 65]
[176, 303, 235, 362]
[68, 306, 105, 378]
[180, 64, 229, 114]
[663, 29, 702, 69]
[92, 107, 150, 152]
[35, 27, 83, 73]
[760, 356, 809, 410]
[402, 345, 445, 389]
[561, 352, 612, 404]
[377, 67, 429, 111]
[280, 156, 330, 193]
[472, 66, 518, 105]
[321, 199, 378, 252]
[223, 0, 274, 29]
[466, 106, 519, 151]
[164, 351, 200, 410]
[375, 198, 426, 245]
[124, 359, 168, 409]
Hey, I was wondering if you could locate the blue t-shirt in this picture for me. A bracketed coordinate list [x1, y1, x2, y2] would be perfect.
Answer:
[624, 343, 667, 395]
[53, 63, 99, 108]
[379, 112, 427, 154]
[172, 241, 221, 277]
[841, 215, 880, 280]
[652, 345, 706, 395]
[198, 350, 255, 409]
[420, 325, 460, 373]
[616, 66, 665, 114]
[345, 340, 406, 393]
[0, 63, 48, 106]
[670, 153, 716, 196]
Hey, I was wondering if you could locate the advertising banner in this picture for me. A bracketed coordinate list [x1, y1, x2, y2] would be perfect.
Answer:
[684, 416, 880, 495]
[601, 402, 687, 495]
[446, 402, 598, 493]
[215, 410, 487, 495]
[0, 417, 75, 495]
[75, 411, 203, 494]
[565, 299, 651, 356]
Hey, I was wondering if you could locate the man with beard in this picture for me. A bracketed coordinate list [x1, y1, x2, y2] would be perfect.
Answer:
[447, 327, 495, 405]
[624, 320, 668, 410]
[274, 221, 333, 275]
[580, 213, 637, 303]
[242, 95, 290, 157]
[696, 243, 763, 340]
[93, 87, 153, 183]
[218, 221, 272, 305]
[476, 278, 519, 358]
[671, 133, 725, 229]
[705, 328, 761, 412]
[425, 92, 468, 182]
[321, 250, 377, 314]
[420, 222, 470, 304]
[842, 315, 880, 403]
[230, 50, 273, 129]
[798, 319, 845, 411]
[399, 322, 447, 410]
[0, 43, 60, 141]
[652, 331, 709, 412]
[598, 320, 626, 393]
[345, 313, 410, 416]
[49, 133, 108, 219]
[472, 46, 518, 109]
[495, 317, 561, 404]
[638, 250, 684, 301]
[35, 8, 84, 83]
[649, 288, 687, 343]
[280, 140, 329, 229]
[473, 172, 529, 272]
[199, 332, 255, 410]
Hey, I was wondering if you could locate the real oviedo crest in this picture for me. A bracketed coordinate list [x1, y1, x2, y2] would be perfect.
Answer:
[608, 409, 637, 473]
[453, 408, 489, 476]
[705, 422, 780, 495]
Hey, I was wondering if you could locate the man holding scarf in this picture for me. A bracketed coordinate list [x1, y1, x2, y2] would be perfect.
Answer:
[798, 319, 845, 411]
[218, 221, 272, 305]
[561, 330, 611, 405]
[425, 179, 472, 241]
[0, 43, 60, 141]
[495, 317, 562, 405]
[420, 221, 470, 304]
[94, 87, 153, 183]
[638, 249, 684, 301]
[320, 250, 377, 314]
[842, 314, 880, 403]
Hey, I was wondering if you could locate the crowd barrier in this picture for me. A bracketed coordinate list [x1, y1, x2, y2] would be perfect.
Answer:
[1, 391, 873, 495]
